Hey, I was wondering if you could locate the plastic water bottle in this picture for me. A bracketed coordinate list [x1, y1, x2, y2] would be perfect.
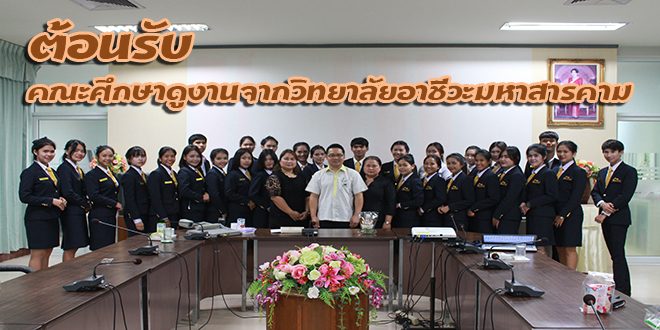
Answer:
[156, 222, 166, 235]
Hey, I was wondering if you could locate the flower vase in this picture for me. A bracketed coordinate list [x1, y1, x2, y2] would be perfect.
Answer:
[581, 178, 594, 204]
[267, 292, 369, 330]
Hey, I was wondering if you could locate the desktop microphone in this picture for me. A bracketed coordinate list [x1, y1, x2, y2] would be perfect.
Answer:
[92, 219, 159, 255]
[504, 266, 544, 297]
[583, 294, 606, 330]
[483, 237, 547, 270]
[449, 214, 484, 254]
[63, 258, 142, 292]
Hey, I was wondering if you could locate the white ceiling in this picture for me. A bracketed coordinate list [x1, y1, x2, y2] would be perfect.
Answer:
[1, 0, 659, 47]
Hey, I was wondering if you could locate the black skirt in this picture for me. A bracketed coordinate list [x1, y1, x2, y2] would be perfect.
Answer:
[496, 218, 521, 235]
[88, 210, 116, 251]
[553, 211, 583, 247]
[252, 208, 270, 228]
[60, 212, 89, 250]
[421, 211, 443, 227]
[394, 209, 420, 228]
[468, 218, 494, 234]
[25, 218, 60, 249]
[526, 215, 555, 246]
[227, 204, 252, 225]
[442, 213, 468, 233]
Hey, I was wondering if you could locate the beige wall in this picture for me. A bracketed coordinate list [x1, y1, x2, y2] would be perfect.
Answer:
[106, 48, 618, 170]
[108, 62, 188, 171]
[531, 48, 618, 166]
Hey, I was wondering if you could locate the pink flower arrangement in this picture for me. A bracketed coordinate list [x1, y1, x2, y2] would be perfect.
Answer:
[577, 159, 600, 180]
[248, 244, 387, 324]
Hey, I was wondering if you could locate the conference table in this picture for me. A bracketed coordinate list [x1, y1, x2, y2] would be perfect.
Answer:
[394, 228, 650, 329]
[0, 235, 202, 330]
[0, 228, 651, 329]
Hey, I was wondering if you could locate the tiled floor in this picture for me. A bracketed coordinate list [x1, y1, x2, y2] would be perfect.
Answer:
[2, 251, 658, 329]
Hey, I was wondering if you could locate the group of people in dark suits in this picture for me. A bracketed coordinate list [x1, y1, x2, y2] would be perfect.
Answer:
[19, 132, 637, 297]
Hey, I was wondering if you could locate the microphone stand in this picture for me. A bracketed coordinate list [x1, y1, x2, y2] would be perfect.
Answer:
[482, 238, 544, 270]
[64, 258, 142, 292]
[504, 266, 545, 297]
[449, 214, 484, 254]
[404, 237, 441, 329]
[94, 219, 159, 255]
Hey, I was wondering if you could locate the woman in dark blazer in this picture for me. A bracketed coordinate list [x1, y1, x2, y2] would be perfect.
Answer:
[393, 154, 423, 228]
[438, 153, 475, 232]
[293, 142, 312, 172]
[178, 145, 209, 223]
[206, 148, 229, 223]
[57, 139, 90, 261]
[302, 145, 326, 183]
[467, 150, 501, 234]
[225, 148, 255, 225]
[266, 149, 310, 228]
[553, 141, 587, 270]
[228, 136, 258, 170]
[86, 145, 122, 251]
[492, 147, 525, 235]
[489, 141, 507, 175]
[381, 140, 410, 183]
[361, 156, 396, 229]
[249, 149, 277, 228]
[520, 144, 559, 255]
[419, 155, 447, 227]
[19, 137, 65, 271]
[147, 147, 180, 228]
[120, 146, 151, 234]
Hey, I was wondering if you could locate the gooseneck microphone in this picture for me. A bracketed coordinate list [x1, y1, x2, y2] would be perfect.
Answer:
[504, 265, 545, 298]
[92, 219, 159, 255]
[93, 258, 142, 278]
[63, 258, 143, 292]
[450, 214, 485, 254]
[483, 237, 547, 270]
[583, 294, 606, 330]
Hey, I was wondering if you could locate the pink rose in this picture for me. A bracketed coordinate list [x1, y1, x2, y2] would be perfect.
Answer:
[290, 264, 307, 280]
[341, 261, 355, 277]
[277, 263, 293, 273]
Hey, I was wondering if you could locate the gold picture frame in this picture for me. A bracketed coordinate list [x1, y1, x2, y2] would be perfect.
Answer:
[547, 58, 605, 127]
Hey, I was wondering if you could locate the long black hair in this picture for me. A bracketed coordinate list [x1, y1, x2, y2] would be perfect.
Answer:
[230, 148, 254, 171]
[95, 145, 115, 159]
[156, 146, 177, 166]
[62, 139, 86, 161]
[255, 149, 278, 171]
[178, 145, 202, 169]
[31, 137, 56, 160]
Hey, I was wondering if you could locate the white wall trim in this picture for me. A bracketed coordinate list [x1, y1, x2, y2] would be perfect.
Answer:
[628, 256, 660, 265]
[31, 114, 107, 140]
[618, 115, 660, 122]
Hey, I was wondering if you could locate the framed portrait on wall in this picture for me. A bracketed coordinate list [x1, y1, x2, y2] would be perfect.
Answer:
[547, 59, 605, 127]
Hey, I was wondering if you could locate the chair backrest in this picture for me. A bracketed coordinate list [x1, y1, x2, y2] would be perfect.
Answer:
[0, 265, 33, 274]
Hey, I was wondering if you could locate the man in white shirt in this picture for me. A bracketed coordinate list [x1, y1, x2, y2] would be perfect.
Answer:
[306, 143, 368, 229]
